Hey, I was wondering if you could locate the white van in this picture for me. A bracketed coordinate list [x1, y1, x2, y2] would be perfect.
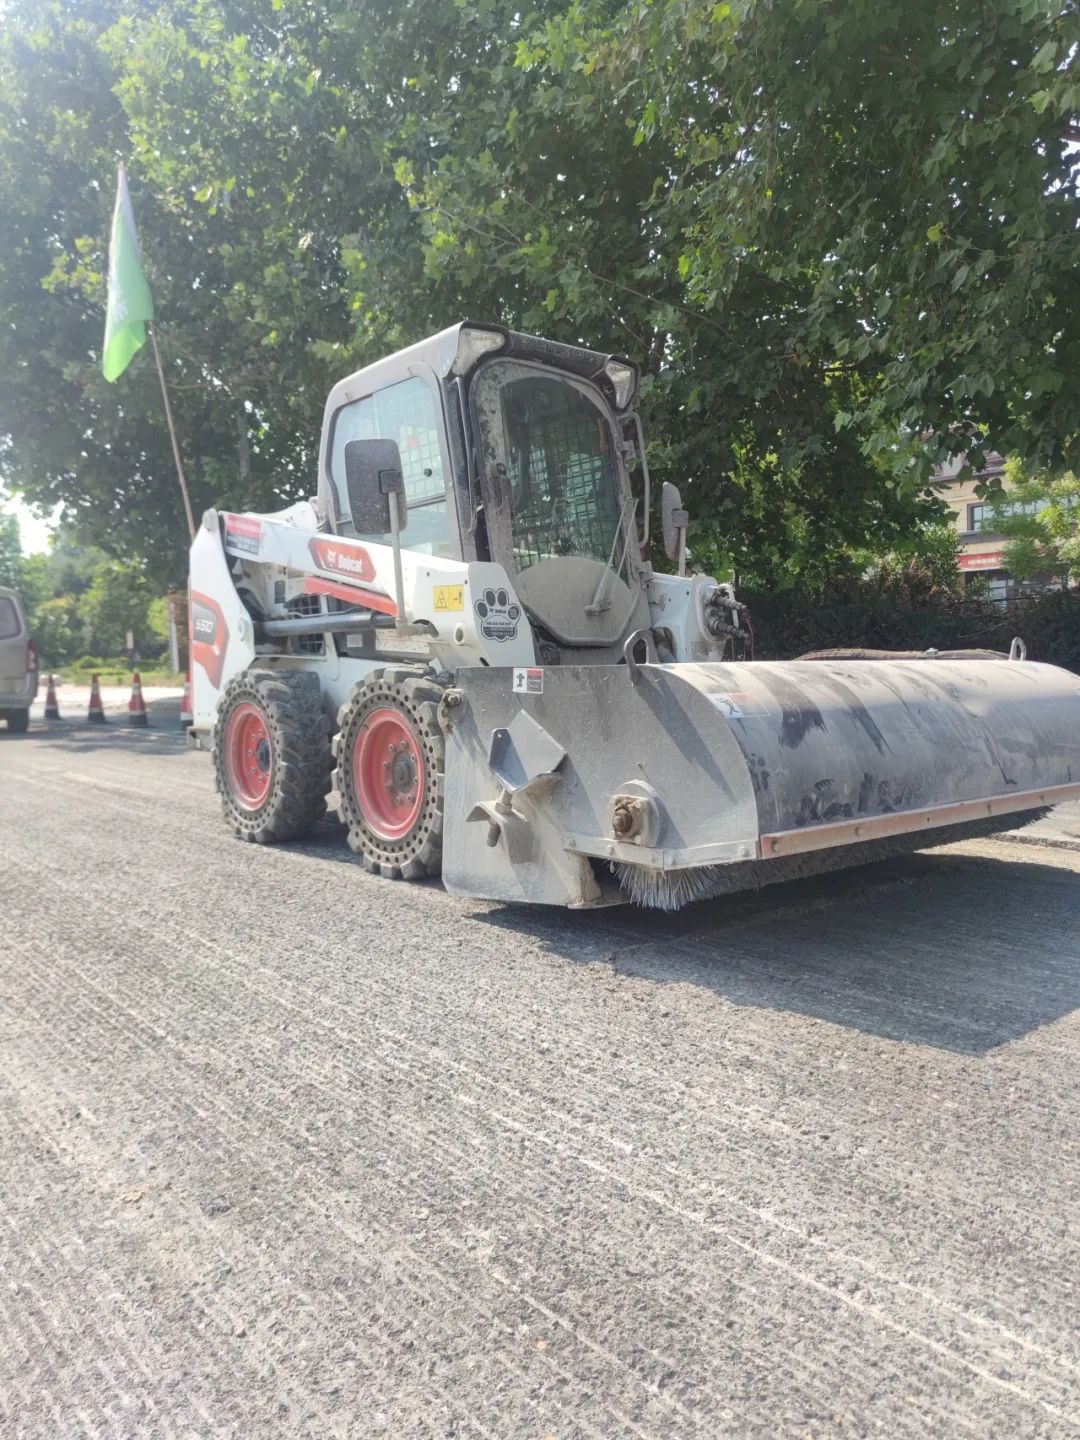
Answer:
[0, 586, 38, 732]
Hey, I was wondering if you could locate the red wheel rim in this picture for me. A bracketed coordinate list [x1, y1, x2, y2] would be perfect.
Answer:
[354, 705, 426, 841]
[225, 701, 273, 809]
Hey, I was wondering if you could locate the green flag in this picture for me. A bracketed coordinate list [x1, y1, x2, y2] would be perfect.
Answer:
[102, 166, 154, 382]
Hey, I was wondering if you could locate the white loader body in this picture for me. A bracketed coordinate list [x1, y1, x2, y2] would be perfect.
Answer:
[190, 504, 537, 729]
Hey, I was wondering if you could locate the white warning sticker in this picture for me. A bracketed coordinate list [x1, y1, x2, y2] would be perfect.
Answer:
[512, 667, 544, 695]
[224, 512, 262, 556]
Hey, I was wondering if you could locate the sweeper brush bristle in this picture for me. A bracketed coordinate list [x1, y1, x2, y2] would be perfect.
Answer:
[613, 809, 1048, 910]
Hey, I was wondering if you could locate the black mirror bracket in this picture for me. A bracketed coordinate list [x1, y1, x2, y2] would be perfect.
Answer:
[384, 474, 408, 633]
[660, 481, 688, 576]
[342, 438, 411, 631]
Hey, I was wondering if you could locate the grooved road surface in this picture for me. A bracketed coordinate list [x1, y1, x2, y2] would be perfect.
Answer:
[2, 723, 1080, 1439]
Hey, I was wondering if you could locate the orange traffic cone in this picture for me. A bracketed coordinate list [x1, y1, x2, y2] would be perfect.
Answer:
[87, 673, 107, 724]
[44, 673, 61, 720]
[179, 671, 193, 729]
[127, 672, 149, 727]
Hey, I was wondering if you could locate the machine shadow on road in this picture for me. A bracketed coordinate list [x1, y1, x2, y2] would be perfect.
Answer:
[3, 722, 192, 760]
[475, 851, 1080, 1057]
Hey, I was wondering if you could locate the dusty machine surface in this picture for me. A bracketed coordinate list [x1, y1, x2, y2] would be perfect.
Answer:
[189, 322, 1080, 909]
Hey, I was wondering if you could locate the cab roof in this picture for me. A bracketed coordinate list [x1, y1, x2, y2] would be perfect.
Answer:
[322, 322, 639, 419]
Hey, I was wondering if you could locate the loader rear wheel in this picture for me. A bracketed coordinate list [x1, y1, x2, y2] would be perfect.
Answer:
[333, 668, 445, 880]
[214, 669, 331, 844]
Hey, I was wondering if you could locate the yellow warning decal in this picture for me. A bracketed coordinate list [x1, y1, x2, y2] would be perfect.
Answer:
[433, 585, 465, 612]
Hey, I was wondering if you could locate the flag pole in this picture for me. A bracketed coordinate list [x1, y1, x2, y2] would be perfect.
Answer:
[147, 322, 195, 541]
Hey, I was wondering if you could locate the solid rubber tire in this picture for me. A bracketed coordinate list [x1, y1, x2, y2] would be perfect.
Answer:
[213, 669, 331, 844]
[332, 667, 445, 880]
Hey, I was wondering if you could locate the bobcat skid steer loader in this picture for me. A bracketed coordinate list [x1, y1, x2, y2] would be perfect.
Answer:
[189, 322, 1080, 908]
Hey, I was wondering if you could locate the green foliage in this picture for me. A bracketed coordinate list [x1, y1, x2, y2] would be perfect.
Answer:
[859, 524, 965, 604]
[991, 456, 1080, 580]
[746, 582, 1080, 674]
[15, 552, 52, 614]
[611, 0, 1080, 481]
[77, 559, 152, 654]
[0, 516, 170, 661]
[59, 657, 183, 684]
[0, 512, 20, 588]
[37, 540, 109, 600]
[32, 595, 81, 666]
[146, 594, 172, 645]
[0, 0, 1077, 588]
[0, 0, 375, 580]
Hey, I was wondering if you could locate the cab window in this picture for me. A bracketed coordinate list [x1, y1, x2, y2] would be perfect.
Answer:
[330, 376, 454, 556]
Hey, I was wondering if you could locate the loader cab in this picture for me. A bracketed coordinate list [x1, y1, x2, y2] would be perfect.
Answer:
[318, 322, 650, 658]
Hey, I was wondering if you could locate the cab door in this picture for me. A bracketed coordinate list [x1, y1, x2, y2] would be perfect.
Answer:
[326, 372, 461, 559]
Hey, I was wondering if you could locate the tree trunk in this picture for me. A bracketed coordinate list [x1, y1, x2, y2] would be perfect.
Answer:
[237, 408, 252, 495]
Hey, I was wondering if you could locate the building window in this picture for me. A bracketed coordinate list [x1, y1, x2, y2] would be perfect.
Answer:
[967, 501, 1042, 535]
[967, 499, 1040, 533]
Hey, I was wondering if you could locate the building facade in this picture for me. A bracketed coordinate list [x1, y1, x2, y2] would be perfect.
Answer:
[934, 452, 1049, 601]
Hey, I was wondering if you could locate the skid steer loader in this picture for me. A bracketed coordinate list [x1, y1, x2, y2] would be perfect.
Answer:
[190, 322, 1080, 908]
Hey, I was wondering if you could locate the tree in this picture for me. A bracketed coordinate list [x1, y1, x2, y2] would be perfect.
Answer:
[0, 0, 437, 580]
[605, 0, 1080, 480]
[15, 552, 51, 614]
[146, 594, 171, 647]
[0, 511, 20, 589]
[78, 558, 152, 654]
[365, 0, 948, 583]
[32, 595, 81, 666]
[38, 539, 109, 601]
[992, 457, 1080, 582]
[860, 524, 965, 605]
[0, 0, 1076, 589]
[7, 535, 162, 662]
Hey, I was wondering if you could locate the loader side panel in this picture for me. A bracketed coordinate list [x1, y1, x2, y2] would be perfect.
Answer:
[190, 514, 255, 730]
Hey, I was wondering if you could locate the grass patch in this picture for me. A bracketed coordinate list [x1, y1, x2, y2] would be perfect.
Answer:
[52, 661, 184, 687]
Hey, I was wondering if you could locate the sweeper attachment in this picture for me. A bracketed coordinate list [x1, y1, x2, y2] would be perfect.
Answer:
[189, 322, 1080, 909]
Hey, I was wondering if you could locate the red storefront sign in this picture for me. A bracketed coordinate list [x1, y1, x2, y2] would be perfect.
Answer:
[959, 551, 1005, 572]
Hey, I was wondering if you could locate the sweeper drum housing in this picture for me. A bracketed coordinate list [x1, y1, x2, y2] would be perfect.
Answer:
[440, 656, 1080, 909]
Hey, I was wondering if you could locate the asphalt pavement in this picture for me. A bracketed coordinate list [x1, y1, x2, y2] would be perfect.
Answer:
[2, 715, 1079, 1438]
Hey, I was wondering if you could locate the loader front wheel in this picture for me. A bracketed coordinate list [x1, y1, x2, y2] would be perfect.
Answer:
[214, 669, 331, 844]
[333, 668, 445, 880]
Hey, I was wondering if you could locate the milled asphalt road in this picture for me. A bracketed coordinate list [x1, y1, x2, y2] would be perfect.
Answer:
[2, 717, 1080, 1439]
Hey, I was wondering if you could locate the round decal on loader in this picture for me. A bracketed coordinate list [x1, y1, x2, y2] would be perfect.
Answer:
[474, 586, 520, 643]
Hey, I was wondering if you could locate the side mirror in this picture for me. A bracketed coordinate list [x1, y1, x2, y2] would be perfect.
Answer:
[343, 438, 408, 534]
[661, 481, 688, 573]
